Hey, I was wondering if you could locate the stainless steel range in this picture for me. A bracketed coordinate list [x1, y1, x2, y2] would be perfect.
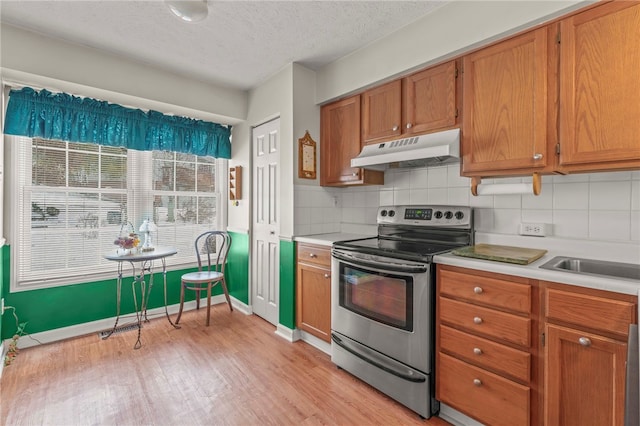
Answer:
[331, 205, 474, 419]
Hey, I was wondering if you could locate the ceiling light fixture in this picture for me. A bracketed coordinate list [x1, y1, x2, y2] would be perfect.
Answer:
[165, 0, 208, 23]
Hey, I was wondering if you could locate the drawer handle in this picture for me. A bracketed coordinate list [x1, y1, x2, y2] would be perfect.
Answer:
[473, 317, 483, 325]
[473, 286, 483, 294]
[324, 274, 330, 279]
[579, 337, 592, 347]
[473, 347, 482, 355]
[309, 253, 317, 258]
[473, 379, 482, 387]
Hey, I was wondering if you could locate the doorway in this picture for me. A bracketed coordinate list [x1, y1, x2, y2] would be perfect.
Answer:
[251, 118, 280, 325]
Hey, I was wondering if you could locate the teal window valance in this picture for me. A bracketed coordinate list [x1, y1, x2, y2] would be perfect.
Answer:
[3, 86, 231, 158]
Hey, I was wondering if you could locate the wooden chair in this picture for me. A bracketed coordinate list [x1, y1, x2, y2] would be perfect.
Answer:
[176, 231, 233, 326]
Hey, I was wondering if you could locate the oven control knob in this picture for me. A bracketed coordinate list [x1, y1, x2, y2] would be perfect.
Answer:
[388, 210, 395, 217]
[455, 211, 464, 220]
[444, 211, 453, 219]
[380, 210, 388, 217]
[434, 211, 443, 219]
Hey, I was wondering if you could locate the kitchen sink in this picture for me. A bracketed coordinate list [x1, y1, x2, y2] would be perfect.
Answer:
[539, 256, 640, 282]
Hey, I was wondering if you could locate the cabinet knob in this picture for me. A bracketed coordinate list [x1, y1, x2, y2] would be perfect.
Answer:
[473, 317, 483, 325]
[406, 123, 412, 129]
[473, 286, 483, 294]
[352, 172, 358, 177]
[473, 347, 482, 355]
[533, 153, 543, 160]
[473, 379, 482, 387]
[309, 253, 317, 258]
[324, 274, 330, 279]
[392, 125, 399, 131]
[578, 337, 591, 347]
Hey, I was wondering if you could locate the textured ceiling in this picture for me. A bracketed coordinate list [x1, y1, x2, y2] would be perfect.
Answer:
[0, 0, 447, 91]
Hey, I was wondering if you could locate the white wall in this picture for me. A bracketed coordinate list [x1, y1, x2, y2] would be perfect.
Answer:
[315, 1, 592, 103]
[295, 168, 640, 246]
[235, 64, 295, 237]
[0, 24, 247, 124]
[292, 64, 320, 188]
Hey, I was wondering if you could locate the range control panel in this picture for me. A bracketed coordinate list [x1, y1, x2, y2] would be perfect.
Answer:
[378, 205, 473, 227]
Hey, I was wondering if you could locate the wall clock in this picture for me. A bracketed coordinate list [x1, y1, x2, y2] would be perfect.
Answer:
[298, 130, 317, 179]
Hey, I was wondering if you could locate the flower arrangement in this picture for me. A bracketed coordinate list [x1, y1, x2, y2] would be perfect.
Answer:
[114, 222, 140, 253]
[114, 233, 140, 249]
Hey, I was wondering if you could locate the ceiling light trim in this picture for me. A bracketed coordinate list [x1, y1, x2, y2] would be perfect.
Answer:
[165, 0, 208, 23]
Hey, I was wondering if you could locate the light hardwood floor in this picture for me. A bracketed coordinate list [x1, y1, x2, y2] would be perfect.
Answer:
[1, 305, 450, 425]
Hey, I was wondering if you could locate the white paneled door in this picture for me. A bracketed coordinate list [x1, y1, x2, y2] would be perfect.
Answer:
[251, 118, 280, 325]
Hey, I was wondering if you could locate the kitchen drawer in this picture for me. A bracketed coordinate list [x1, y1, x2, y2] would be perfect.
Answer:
[546, 287, 636, 337]
[438, 353, 530, 426]
[439, 268, 531, 314]
[440, 325, 531, 383]
[297, 243, 331, 267]
[440, 297, 531, 347]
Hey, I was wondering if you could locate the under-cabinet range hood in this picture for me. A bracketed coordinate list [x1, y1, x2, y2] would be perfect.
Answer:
[351, 128, 460, 170]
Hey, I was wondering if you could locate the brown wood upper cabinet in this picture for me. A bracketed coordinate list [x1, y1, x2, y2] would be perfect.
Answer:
[362, 61, 459, 145]
[461, 26, 557, 177]
[462, 1, 640, 178]
[557, 1, 640, 172]
[320, 95, 384, 186]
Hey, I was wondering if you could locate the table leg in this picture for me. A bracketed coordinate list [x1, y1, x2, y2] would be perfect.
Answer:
[161, 257, 180, 329]
[131, 267, 145, 350]
[101, 263, 124, 340]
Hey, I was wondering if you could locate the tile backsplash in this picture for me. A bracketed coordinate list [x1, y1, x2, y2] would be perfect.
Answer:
[295, 166, 640, 243]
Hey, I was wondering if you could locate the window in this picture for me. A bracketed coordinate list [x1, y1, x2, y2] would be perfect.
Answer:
[10, 136, 227, 290]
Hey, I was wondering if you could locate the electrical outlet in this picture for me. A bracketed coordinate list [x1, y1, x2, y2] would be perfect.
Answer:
[519, 222, 552, 237]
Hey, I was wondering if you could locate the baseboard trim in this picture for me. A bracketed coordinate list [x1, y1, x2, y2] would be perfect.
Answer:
[274, 324, 300, 342]
[438, 403, 484, 426]
[5, 295, 248, 351]
[298, 330, 331, 355]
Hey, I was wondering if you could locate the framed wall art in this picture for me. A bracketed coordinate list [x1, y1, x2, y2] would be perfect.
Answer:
[298, 130, 317, 179]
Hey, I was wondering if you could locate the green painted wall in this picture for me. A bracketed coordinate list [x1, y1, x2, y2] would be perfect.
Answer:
[279, 239, 296, 330]
[227, 231, 249, 305]
[1, 238, 250, 339]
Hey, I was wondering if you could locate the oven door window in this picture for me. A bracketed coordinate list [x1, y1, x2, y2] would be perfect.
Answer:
[338, 263, 413, 331]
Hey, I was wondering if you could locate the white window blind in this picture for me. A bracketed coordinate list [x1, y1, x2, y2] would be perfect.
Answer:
[12, 136, 225, 289]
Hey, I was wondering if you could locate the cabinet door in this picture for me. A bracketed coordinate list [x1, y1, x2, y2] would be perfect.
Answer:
[296, 263, 331, 342]
[320, 95, 363, 185]
[403, 61, 458, 135]
[558, 2, 640, 171]
[462, 26, 556, 176]
[545, 324, 627, 426]
[361, 80, 402, 144]
[320, 96, 384, 186]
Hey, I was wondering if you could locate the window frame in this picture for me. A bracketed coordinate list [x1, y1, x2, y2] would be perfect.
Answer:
[7, 135, 228, 292]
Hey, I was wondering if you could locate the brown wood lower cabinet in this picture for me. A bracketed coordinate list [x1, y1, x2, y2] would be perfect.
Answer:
[436, 265, 638, 426]
[296, 243, 332, 342]
[436, 265, 536, 426]
[543, 282, 637, 426]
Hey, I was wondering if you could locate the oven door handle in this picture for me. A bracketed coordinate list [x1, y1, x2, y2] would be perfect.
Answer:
[331, 333, 426, 383]
[332, 251, 428, 274]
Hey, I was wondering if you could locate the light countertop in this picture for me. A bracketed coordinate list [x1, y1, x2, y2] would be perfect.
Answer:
[294, 233, 372, 247]
[435, 232, 640, 296]
[294, 231, 640, 295]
